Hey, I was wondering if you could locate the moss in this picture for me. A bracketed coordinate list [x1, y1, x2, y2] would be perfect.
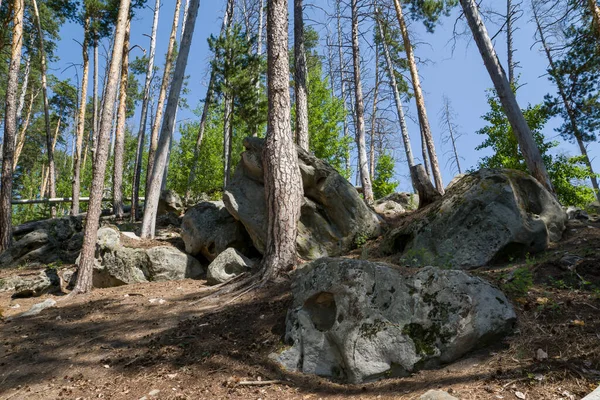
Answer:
[402, 323, 437, 356]
[359, 319, 388, 339]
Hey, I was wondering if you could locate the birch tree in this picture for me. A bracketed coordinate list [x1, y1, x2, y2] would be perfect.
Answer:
[141, 0, 200, 239]
[72, 0, 132, 294]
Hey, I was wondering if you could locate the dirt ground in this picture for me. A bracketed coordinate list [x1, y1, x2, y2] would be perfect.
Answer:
[1, 219, 599, 400]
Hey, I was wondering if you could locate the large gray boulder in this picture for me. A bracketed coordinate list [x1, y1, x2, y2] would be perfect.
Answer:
[382, 169, 566, 269]
[206, 248, 254, 285]
[376, 192, 419, 212]
[157, 189, 184, 216]
[11, 269, 61, 298]
[224, 137, 381, 260]
[273, 258, 515, 384]
[146, 246, 204, 281]
[181, 201, 252, 261]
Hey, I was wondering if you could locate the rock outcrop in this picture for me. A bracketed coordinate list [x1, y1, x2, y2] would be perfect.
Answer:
[181, 201, 252, 261]
[273, 258, 516, 383]
[206, 248, 254, 285]
[223, 137, 381, 260]
[157, 189, 184, 216]
[383, 169, 566, 269]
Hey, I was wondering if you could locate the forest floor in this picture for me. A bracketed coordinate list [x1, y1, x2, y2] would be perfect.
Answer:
[1, 219, 600, 400]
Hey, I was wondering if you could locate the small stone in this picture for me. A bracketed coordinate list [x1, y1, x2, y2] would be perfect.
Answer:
[20, 299, 57, 317]
[148, 389, 160, 396]
[536, 348, 548, 361]
[419, 390, 459, 400]
[515, 391, 526, 399]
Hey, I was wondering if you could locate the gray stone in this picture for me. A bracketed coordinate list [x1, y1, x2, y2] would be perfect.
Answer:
[274, 258, 516, 384]
[419, 390, 459, 400]
[206, 248, 254, 285]
[374, 200, 405, 219]
[146, 246, 204, 281]
[92, 245, 149, 288]
[12, 269, 61, 298]
[158, 189, 184, 216]
[566, 206, 589, 221]
[224, 137, 381, 260]
[588, 201, 600, 215]
[21, 299, 57, 317]
[383, 169, 567, 269]
[181, 201, 252, 261]
[376, 192, 419, 212]
[97, 226, 121, 250]
[446, 174, 467, 191]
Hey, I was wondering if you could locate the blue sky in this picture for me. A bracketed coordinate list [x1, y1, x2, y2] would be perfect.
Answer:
[52, 0, 600, 193]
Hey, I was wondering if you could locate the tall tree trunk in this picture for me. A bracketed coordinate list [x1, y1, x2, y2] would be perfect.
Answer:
[336, 0, 351, 174]
[223, 94, 233, 188]
[376, 15, 416, 190]
[91, 42, 99, 159]
[113, 19, 131, 218]
[294, 0, 309, 151]
[392, 0, 444, 194]
[0, 0, 24, 253]
[32, 0, 56, 217]
[507, 0, 515, 86]
[185, 0, 233, 202]
[533, 7, 599, 200]
[72, 0, 132, 294]
[442, 97, 463, 174]
[370, 42, 380, 180]
[72, 17, 91, 216]
[588, 0, 600, 40]
[140, 0, 200, 239]
[146, 0, 182, 197]
[460, 0, 554, 193]
[14, 89, 37, 170]
[351, 0, 374, 204]
[132, 0, 160, 221]
[251, 0, 265, 137]
[15, 53, 30, 133]
[261, 0, 303, 280]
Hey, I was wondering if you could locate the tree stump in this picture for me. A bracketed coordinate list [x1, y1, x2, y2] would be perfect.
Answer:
[410, 164, 442, 209]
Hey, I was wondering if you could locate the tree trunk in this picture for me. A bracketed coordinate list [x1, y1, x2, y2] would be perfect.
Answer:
[33, 0, 57, 217]
[260, 0, 303, 281]
[294, 0, 309, 151]
[370, 42, 380, 180]
[146, 0, 182, 197]
[132, 0, 160, 221]
[72, 18, 91, 216]
[91, 42, 99, 159]
[185, 0, 233, 202]
[0, 0, 24, 253]
[140, 0, 200, 239]
[15, 53, 30, 134]
[533, 7, 599, 200]
[392, 0, 444, 194]
[588, 0, 600, 40]
[336, 0, 351, 174]
[442, 96, 463, 174]
[351, 0, 374, 204]
[72, 0, 132, 295]
[113, 20, 131, 218]
[411, 164, 442, 209]
[222, 94, 233, 188]
[14, 90, 37, 170]
[376, 15, 416, 190]
[507, 0, 515, 86]
[460, 0, 554, 194]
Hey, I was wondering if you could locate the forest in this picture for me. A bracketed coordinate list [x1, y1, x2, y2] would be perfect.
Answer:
[0, 0, 600, 399]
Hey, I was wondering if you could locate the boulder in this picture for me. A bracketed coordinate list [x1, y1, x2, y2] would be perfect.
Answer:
[12, 269, 61, 298]
[588, 201, 600, 215]
[376, 192, 419, 212]
[446, 174, 467, 191]
[92, 244, 150, 288]
[206, 248, 254, 285]
[146, 246, 204, 281]
[382, 169, 566, 269]
[374, 200, 405, 219]
[419, 390, 459, 400]
[566, 206, 589, 221]
[224, 137, 381, 260]
[181, 201, 252, 261]
[157, 189, 184, 216]
[273, 258, 515, 384]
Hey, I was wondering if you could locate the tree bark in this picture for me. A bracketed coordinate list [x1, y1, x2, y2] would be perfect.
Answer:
[0, 0, 24, 253]
[223, 94, 233, 187]
[72, 17, 91, 216]
[336, 0, 351, 174]
[376, 15, 416, 190]
[113, 19, 131, 218]
[294, 0, 309, 151]
[392, 0, 444, 194]
[588, 0, 600, 40]
[140, 0, 200, 239]
[411, 164, 442, 209]
[132, 0, 160, 221]
[32, 0, 57, 217]
[533, 7, 599, 200]
[72, 0, 132, 294]
[351, 0, 374, 204]
[185, 0, 233, 202]
[507, 0, 515, 86]
[14, 89, 37, 170]
[370, 41, 380, 180]
[261, 0, 303, 280]
[145, 0, 182, 197]
[15, 53, 30, 136]
[91, 42, 99, 160]
[460, 0, 554, 194]
[442, 96, 463, 174]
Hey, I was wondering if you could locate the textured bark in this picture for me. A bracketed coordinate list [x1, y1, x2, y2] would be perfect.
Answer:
[589, 0, 600, 40]
[507, 0, 515, 86]
[336, 0, 351, 174]
[72, 0, 132, 294]
[15, 53, 30, 136]
[14, 89, 37, 170]
[294, 0, 309, 151]
[72, 17, 91, 216]
[33, 0, 57, 217]
[140, 0, 200, 239]
[351, 0, 374, 204]
[370, 42, 380, 180]
[223, 94, 233, 187]
[411, 164, 441, 209]
[132, 0, 160, 221]
[145, 0, 182, 196]
[377, 15, 416, 190]
[261, 0, 303, 280]
[460, 0, 554, 194]
[113, 20, 130, 218]
[90, 42, 99, 160]
[0, 0, 24, 252]
[393, 0, 444, 194]
[533, 8, 599, 200]
[185, 0, 233, 202]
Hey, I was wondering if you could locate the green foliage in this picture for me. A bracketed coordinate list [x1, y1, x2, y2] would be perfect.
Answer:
[502, 267, 533, 297]
[406, 0, 458, 32]
[373, 153, 398, 199]
[476, 90, 596, 207]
